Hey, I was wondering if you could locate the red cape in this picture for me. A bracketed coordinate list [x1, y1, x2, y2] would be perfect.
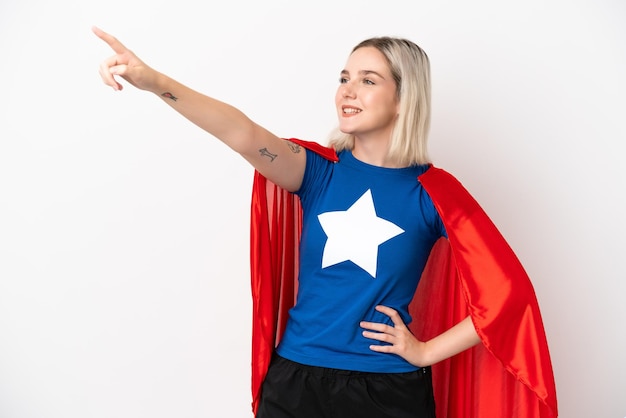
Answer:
[249, 139, 558, 417]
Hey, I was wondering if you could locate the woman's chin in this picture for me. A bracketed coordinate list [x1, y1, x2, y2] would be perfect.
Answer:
[336, 124, 354, 135]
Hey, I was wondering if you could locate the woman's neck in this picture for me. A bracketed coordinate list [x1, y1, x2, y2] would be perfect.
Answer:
[352, 137, 400, 168]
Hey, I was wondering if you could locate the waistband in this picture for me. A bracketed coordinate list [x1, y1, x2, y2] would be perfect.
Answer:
[271, 353, 431, 379]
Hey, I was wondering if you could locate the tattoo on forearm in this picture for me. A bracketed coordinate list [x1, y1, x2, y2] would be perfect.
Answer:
[259, 148, 278, 162]
[287, 142, 302, 154]
[161, 92, 178, 101]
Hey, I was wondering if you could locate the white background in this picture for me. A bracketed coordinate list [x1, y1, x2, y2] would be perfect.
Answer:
[1, 1, 624, 417]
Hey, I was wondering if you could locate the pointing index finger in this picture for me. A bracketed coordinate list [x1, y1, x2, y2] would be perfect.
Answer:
[92, 26, 128, 54]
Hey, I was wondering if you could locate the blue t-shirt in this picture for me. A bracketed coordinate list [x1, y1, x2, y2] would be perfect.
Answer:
[275, 149, 447, 373]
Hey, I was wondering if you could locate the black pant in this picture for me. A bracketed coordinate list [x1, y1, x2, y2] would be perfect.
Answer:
[256, 354, 436, 418]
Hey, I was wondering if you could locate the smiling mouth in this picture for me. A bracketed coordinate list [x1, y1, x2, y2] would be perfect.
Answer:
[342, 107, 362, 114]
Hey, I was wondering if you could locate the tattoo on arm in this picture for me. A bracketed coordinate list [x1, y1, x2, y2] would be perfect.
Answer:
[259, 148, 278, 162]
[287, 141, 302, 154]
[161, 92, 178, 101]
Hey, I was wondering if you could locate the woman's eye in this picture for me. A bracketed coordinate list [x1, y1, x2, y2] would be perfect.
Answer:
[339, 77, 348, 84]
[364, 79, 375, 85]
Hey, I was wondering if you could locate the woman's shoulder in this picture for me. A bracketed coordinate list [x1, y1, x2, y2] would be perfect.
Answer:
[286, 138, 338, 162]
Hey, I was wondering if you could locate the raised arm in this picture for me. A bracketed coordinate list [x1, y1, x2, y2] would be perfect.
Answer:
[92, 27, 305, 192]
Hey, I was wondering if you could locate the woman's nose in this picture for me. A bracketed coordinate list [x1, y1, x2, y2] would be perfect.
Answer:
[341, 82, 356, 99]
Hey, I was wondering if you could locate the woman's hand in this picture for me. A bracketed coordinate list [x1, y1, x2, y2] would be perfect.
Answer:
[360, 305, 428, 367]
[92, 26, 159, 92]
[361, 306, 481, 368]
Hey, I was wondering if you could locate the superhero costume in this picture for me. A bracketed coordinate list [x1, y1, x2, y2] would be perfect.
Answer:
[249, 138, 558, 417]
[277, 147, 445, 373]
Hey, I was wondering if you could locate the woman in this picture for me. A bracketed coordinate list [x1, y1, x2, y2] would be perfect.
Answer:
[94, 27, 557, 418]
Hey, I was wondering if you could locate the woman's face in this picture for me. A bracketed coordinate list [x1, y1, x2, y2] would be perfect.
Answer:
[335, 46, 399, 143]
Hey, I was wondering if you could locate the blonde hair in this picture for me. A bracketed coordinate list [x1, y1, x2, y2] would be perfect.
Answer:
[328, 37, 432, 166]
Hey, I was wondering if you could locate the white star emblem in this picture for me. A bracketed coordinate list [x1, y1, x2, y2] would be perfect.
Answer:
[317, 189, 404, 278]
